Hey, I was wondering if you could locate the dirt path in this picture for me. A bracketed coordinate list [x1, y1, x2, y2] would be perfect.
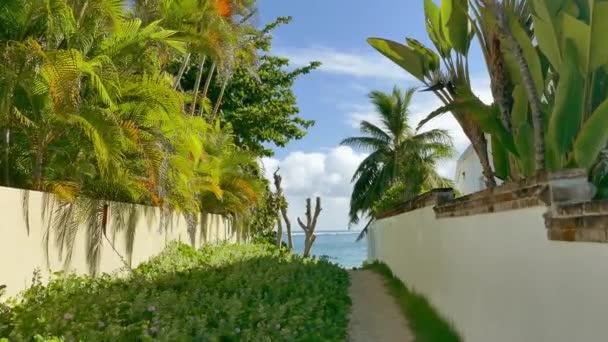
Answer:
[348, 270, 414, 342]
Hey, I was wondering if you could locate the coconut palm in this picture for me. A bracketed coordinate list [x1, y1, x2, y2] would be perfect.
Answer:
[341, 87, 454, 236]
[1, 0, 264, 275]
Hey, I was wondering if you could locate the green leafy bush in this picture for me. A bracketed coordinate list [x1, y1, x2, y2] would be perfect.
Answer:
[1, 243, 350, 341]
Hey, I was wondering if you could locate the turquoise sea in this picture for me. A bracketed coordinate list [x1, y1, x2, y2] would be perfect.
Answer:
[287, 231, 367, 269]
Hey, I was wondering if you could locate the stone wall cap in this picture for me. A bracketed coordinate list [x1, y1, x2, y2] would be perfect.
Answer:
[548, 169, 587, 180]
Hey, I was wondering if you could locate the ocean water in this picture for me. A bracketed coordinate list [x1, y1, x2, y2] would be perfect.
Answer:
[286, 231, 367, 269]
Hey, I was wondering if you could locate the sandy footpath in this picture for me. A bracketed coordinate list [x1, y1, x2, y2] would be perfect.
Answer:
[347, 270, 414, 342]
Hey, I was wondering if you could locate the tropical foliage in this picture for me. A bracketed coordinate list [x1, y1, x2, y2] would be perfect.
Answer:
[342, 87, 454, 238]
[0, 242, 351, 341]
[0, 0, 316, 274]
[179, 16, 320, 157]
[368, 0, 608, 197]
[368, 0, 497, 188]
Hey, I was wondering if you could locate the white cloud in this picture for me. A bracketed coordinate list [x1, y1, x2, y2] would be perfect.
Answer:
[345, 103, 384, 129]
[275, 46, 413, 81]
[260, 146, 367, 231]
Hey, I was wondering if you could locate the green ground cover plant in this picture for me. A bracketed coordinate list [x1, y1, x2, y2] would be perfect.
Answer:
[365, 262, 461, 342]
[0, 243, 350, 341]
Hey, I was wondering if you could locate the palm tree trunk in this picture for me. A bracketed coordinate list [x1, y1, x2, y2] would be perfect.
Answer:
[199, 62, 217, 117]
[76, 0, 89, 28]
[495, 3, 545, 172]
[211, 78, 228, 121]
[173, 53, 191, 90]
[3, 128, 10, 186]
[189, 56, 207, 116]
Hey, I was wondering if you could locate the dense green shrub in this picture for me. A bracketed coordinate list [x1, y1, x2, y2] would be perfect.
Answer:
[1, 243, 350, 341]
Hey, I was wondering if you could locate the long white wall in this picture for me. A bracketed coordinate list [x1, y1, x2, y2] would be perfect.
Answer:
[0, 186, 233, 298]
[369, 205, 608, 342]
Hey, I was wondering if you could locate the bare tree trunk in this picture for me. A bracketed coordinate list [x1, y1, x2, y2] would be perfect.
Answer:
[3, 128, 9, 186]
[211, 78, 228, 121]
[273, 168, 293, 250]
[200, 62, 217, 117]
[189, 56, 207, 116]
[495, 3, 545, 173]
[297, 197, 322, 257]
[281, 205, 293, 250]
[173, 53, 191, 90]
[276, 211, 283, 249]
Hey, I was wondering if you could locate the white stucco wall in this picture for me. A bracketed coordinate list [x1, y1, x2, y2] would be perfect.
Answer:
[0, 187, 233, 298]
[368, 206, 608, 342]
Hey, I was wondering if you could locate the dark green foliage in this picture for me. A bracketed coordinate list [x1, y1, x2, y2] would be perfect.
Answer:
[216, 55, 318, 156]
[1, 243, 351, 341]
[365, 262, 462, 342]
[178, 16, 320, 157]
[247, 183, 280, 243]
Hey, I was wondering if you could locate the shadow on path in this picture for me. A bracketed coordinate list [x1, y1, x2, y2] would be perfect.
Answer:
[348, 270, 414, 342]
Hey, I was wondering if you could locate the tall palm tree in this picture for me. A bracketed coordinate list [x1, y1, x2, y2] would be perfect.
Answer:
[341, 87, 454, 237]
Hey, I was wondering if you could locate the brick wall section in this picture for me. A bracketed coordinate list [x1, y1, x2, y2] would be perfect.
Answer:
[375, 188, 455, 220]
[376, 168, 608, 244]
[434, 173, 548, 218]
[545, 201, 608, 243]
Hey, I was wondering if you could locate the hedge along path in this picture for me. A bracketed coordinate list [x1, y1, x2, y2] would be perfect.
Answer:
[348, 270, 414, 342]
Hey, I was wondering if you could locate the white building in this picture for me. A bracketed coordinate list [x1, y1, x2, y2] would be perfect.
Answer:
[454, 139, 502, 195]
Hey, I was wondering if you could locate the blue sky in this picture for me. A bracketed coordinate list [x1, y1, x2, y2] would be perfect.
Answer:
[257, 1, 492, 230]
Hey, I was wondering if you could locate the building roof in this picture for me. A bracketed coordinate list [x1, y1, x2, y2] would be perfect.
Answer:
[457, 144, 475, 163]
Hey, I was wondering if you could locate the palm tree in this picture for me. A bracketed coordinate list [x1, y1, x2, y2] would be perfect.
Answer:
[1, 0, 263, 275]
[341, 87, 454, 238]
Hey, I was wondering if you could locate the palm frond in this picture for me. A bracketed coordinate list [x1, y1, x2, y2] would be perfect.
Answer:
[340, 136, 388, 152]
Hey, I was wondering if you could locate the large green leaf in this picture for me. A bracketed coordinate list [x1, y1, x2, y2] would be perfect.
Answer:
[510, 85, 535, 176]
[574, 97, 608, 169]
[561, 13, 590, 75]
[441, 0, 469, 55]
[532, 14, 562, 70]
[570, 0, 590, 22]
[538, 0, 567, 16]
[589, 2, 608, 71]
[547, 39, 584, 167]
[514, 123, 535, 177]
[491, 135, 510, 180]
[406, 38, 440, 73]
[424, 0, 451, 57]
[367, 38, 425, 81]
[510, 85, 529, 128]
